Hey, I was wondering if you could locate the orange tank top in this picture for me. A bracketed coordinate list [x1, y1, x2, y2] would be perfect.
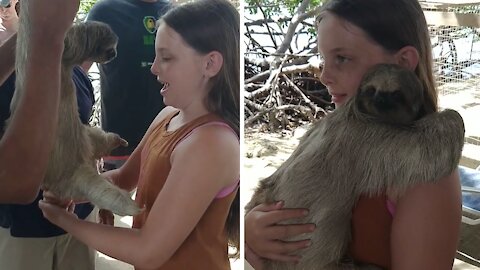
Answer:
[133, 111, 238, 270]
[349, 195, 392, 269]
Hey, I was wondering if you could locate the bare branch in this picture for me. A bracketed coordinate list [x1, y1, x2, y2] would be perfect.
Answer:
[245, 63, 321, 85]
[282, 74, 327, 115]
[256, 2, 278, 50]
[275, 1, 322, 55]
[244, 103, 315, 127]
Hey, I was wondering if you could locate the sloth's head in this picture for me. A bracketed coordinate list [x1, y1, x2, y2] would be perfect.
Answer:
[62, 21, 118, 66]
[355, 64, 424, 125]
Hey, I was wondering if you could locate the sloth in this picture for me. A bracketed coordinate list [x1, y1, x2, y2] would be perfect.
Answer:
[245, 64, 465, 270]
[9, 7, 141, 216]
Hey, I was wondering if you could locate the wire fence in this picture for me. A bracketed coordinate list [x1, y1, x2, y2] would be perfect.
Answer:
[423, 2, 480, 163]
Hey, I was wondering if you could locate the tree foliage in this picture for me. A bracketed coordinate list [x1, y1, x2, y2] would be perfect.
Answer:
[77, 0, 98, 21]
[245, 0, 323, 17]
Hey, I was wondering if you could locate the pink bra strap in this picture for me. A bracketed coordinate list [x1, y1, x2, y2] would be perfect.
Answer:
[386, 199, 396, 216]
[216, 179, 239, 199]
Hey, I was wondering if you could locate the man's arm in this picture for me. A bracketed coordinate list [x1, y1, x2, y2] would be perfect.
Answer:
[0, 0, 80, 203]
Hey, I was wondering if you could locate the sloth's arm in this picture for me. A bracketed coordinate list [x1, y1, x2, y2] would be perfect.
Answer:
[86, 127, 127, 158]
[100, 137, 146, 192]
[358, 109, 464, 195]
[102, 106, 178, 192]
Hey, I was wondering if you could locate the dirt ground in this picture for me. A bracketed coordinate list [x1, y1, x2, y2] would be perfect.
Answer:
[242, 126, 480, 270]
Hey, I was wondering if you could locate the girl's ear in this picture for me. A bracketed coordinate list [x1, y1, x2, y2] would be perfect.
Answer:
[394, 45, 419, 71]
[203, 51, 223, 78]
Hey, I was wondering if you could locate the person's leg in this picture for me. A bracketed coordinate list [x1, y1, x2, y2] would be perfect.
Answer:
[55, 208, 98, 270]
[0, 227, 55, 270]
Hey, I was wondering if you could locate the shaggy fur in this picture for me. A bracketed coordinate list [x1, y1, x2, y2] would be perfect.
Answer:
[245, 64, 465, 270]
[9, 6, 141, 216]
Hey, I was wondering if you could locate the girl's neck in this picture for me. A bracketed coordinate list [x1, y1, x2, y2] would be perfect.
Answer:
[168, 106, 210, 132]
[177, 107, 210, 124]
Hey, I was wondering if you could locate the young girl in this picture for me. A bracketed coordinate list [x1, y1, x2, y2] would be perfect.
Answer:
[245, 0, 461, 269]
[39, 0, 240, 269]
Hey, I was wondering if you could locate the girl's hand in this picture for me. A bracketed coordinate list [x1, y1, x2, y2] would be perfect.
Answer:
[245, 243, 265, 270]
[245, 202, 315, 263]
[98, 209, 115, 226]
[42, 190, 75, 211]
[39, 191, 78, 226]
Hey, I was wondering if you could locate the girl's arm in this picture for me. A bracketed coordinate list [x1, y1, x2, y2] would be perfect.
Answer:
[391, 169, 461, 270]
[104, 106, 178, 191]
[40, 122, 239, 269]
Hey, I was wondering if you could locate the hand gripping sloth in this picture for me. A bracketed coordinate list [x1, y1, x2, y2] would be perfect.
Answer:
[245, 64, 465, 270]
[8, 4, 141, 216]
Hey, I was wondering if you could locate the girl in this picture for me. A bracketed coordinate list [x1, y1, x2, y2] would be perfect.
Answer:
[39, 0, 240, 269]
[245, 0, 461, 269]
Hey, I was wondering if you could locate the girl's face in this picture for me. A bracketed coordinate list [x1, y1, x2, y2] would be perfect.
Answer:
[0, 0, 18, 23]
[151, 23, 208, 110]
[317, 12, 397, 107]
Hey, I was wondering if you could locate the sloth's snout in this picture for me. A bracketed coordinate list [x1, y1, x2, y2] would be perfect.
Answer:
[373, 92, 395, 111]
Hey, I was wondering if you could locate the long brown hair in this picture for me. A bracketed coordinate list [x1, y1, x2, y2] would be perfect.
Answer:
[318, 0, 437, 113]
[161, 0, 240, 257]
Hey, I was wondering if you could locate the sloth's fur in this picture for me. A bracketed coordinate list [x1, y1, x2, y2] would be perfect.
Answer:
[245, 64, 465, 269]
[9, 5, 141, 216]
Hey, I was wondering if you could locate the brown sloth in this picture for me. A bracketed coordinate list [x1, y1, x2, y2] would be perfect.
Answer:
[245, 64, 465, 270]
[9, 5, 141, 216]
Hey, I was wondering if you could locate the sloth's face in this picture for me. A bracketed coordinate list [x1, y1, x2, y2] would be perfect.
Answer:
[63, 21, 118, 65]
[356, 64, 424, 125]
[84, 22, 118, 64]
[90, 41, 117, 64]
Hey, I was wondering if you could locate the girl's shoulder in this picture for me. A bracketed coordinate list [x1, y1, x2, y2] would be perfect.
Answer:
[183, 121, 239, 151]
[151, 106, 178, 126]
[398, 170, 460, 207]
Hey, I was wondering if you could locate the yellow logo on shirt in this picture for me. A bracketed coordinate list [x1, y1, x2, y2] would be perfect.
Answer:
[144, 16, 156, 34]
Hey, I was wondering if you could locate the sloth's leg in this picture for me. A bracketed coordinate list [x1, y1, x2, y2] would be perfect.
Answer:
[85, 126, 128, 159]
[68, 163, 141, 216]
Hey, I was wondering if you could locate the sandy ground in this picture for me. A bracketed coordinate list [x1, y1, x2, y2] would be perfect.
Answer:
[242, 126, 480, 270]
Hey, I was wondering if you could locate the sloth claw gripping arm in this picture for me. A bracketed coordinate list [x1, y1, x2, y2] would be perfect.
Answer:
[356, 109, 465, 196]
